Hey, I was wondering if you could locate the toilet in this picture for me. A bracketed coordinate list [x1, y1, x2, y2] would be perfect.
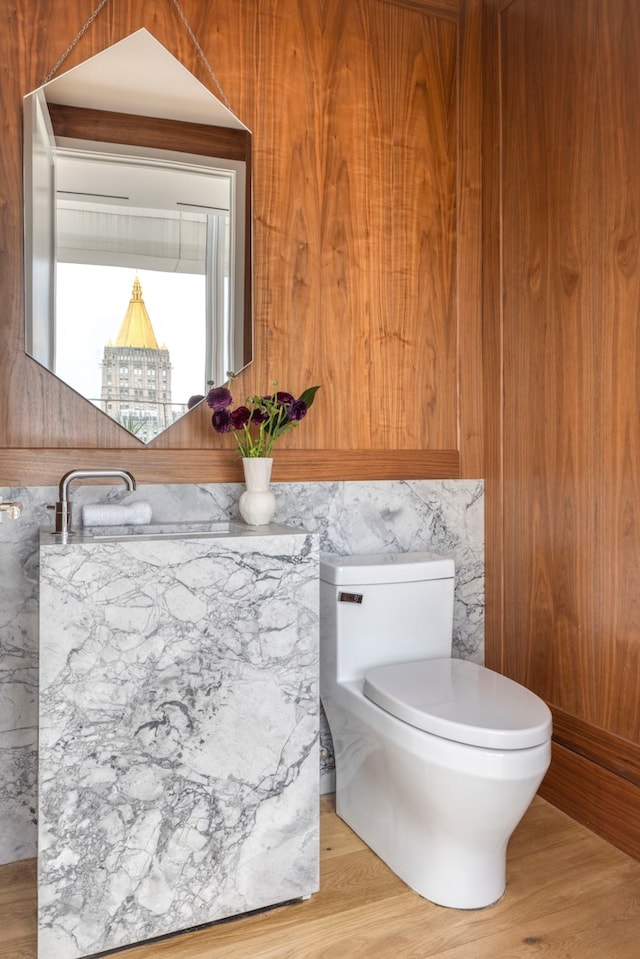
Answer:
[320, 551, 552, 910]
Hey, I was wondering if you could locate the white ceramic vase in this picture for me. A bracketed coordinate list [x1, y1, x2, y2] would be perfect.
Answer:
[239, 457, 276, 526]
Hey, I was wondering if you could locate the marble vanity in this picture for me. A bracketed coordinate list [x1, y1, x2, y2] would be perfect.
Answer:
[37, 522, 319, 959]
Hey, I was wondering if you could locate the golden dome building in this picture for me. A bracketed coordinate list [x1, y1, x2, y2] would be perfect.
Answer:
[100, 275, 184, 441]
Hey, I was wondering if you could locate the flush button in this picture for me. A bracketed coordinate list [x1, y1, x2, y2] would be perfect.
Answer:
[339, 592, 363, 604]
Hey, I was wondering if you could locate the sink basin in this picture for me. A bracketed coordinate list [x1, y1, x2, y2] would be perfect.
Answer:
[81, 520, 246, 540]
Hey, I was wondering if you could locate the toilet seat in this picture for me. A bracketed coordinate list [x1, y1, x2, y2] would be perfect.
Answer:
[363, 658, 552, 750]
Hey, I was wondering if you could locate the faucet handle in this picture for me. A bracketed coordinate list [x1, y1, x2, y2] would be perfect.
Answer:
[0, 500, 22, 521]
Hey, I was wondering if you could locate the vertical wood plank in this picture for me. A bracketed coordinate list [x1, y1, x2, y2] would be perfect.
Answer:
[457, 0, 484, 478]
[490, 0, 640, 747]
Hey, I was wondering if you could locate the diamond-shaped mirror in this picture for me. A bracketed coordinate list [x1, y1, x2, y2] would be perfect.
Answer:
[24, 29, 252, 443]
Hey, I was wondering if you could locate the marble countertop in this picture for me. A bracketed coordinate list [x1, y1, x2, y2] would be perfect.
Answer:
[40, 520, 309, 546]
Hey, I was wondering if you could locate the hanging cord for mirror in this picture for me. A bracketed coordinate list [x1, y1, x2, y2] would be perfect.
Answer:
[43, 0, 110, 82]
[42, 0, 233, 112]
[169, 0, 232, 111]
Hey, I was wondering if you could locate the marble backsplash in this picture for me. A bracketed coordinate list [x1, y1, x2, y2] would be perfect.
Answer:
[0, 478, 483, 865]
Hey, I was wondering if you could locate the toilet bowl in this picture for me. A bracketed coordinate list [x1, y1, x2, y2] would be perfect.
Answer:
[320, 551, 552, 910]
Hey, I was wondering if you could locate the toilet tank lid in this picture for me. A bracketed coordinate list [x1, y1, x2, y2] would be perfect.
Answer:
[320, 551, 454, 585]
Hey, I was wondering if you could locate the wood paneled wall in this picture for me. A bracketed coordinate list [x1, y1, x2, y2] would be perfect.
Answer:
[484, 0, 640, 858]
[0, 0, 483, 485]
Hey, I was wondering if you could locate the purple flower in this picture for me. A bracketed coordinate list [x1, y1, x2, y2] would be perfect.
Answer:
[288, 399, 307, 421]
[230, 406, 251, 429]
[206, 386, 232, 411]
[211, 409, 233, 433]
[208, 381, 319, 456]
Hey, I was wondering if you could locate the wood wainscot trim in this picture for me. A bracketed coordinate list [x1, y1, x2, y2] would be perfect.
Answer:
[0, 449, 461, 487]
[540, 706, 640, 860]
[549, 706, 640, 789]
[539, 741, 640, 862]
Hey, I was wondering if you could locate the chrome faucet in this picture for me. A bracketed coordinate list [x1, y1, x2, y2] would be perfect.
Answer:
[50, 469, 136, 534]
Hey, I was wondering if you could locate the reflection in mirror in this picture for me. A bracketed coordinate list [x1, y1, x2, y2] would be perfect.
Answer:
[23, 29, 253, 443]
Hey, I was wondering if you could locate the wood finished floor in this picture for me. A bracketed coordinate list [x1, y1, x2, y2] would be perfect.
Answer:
[2, 795, 639, 959]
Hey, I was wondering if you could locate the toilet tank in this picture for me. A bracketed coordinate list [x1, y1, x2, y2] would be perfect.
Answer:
[320, 552, 455, 682]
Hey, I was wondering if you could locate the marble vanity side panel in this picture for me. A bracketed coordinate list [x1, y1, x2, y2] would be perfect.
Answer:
[38, 531, 319, 959]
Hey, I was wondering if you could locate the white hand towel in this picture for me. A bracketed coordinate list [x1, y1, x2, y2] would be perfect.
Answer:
[82, 501, 152, 527]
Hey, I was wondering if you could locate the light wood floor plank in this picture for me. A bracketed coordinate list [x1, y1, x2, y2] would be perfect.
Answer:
[1, 796, 638, 958]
